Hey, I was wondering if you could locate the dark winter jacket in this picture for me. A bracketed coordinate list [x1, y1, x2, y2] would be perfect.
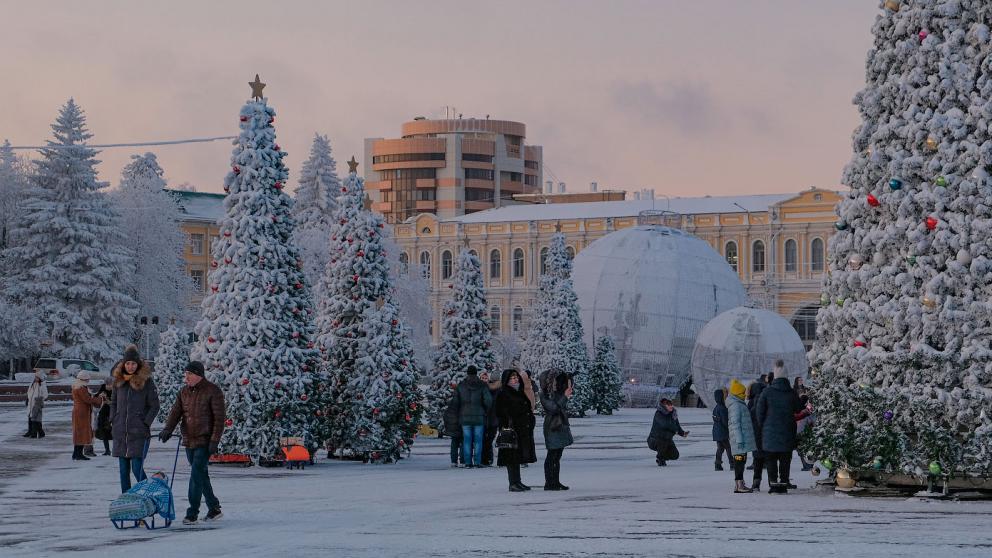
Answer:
[95, 385, 113, 441]
[452, 374, 492, 427]
[756, 377, 803, 453]
[649, 405, 686, 443]
[442, 395, 461, 438]
[494, 371, 536, 465]
[747, 382, 766, 454]
[110, 360, 160, 458]
[711, 389, 729, 442]
[162, 378, 226, 450]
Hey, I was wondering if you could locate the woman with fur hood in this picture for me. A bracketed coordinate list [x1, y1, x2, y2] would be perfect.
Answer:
[110, 345, 160, 492]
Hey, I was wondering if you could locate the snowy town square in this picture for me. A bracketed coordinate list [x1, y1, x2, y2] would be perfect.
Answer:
[4, 1, 992, 557]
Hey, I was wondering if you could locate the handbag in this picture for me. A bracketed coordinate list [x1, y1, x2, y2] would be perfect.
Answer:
[495, 427, 518, 449]
[547, 412, 564, 432]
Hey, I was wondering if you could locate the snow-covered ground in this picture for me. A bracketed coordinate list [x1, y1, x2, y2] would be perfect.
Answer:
[2, 405, 991, 558]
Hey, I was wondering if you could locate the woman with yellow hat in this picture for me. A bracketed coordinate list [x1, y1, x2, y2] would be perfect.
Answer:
[727, 379, 756, 493]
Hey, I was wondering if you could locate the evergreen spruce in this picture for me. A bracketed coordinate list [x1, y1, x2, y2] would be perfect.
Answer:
[192, 88, 319, 458]
[808, 1, 992, 476]
[155, 324, 191, 424]
[292, 134, 340, 288]
[587, 335, 624, 415]
[2, 100, 138, 365]
[426, 249, 498, 430]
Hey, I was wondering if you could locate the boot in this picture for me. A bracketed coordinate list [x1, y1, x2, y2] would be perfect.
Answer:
[509, 484, 526, 492]
[715, 463, 724, 471]
[734, 480, 752, 493]
[72, 446, 90, 461]
[36, 423, 45, 438]
[768, 483, 787, 494]
[84, 445, 97, 457]
[515, 482, 531, 491]
[752, 478, 762, 491]
[23, 421, 33, 437]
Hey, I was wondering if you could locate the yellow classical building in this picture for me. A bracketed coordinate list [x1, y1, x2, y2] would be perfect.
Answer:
[391, 188, 843, 351]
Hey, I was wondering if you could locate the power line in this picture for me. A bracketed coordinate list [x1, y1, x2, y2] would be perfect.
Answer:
[9, 135, 237, 150]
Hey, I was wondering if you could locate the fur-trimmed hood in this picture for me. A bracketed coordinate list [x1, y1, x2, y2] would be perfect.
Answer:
[112, 358, 153, 390]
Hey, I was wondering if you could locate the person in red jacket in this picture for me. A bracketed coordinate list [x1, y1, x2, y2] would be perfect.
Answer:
[158, 361, 226, 525]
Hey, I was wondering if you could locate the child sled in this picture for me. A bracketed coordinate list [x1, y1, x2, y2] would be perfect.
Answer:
[109, 434, 182, 530]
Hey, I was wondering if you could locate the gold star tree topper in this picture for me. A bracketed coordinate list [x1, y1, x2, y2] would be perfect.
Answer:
[347, 156, 359, 173]
[249, 74, 266, 100]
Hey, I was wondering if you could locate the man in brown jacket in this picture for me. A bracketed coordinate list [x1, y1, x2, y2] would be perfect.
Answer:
[159, 361, 226, 525]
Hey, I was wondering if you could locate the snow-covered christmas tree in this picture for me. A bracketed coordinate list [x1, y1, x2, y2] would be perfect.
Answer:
[156, 323, 191, 423]
[521, 232, 592, 416]
[111, 153, 192, 325]
[587, 335, 624, 415]
[348, 301, 423, 463]
[312, 158, 391, 454]
[2, 100, 138, 365]
[0, 139, 31, 260]
[426, 249, 498, 430]
[192, 77, 320, 457]
[292, 133, 339, 288]
[807, 0, 992, 477]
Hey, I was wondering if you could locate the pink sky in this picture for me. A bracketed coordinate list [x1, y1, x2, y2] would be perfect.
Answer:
[3, 0, 878, 197]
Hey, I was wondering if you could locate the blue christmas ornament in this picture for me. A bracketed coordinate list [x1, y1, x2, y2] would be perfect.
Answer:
[889, 177, 903, 190]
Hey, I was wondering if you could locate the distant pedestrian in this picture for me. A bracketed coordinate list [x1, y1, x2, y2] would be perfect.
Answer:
[540, 369, 574, 490]
[756, 361, 803, 494]
[711, 389, 731, 471]
[648, 397, 688, 466]
[159, 361, 227, 525]
[94, 379, 114, 455]
[71, 366, 105, 461]
[480, 370, 501, 467]
[494, 369, 534, 492]
[746, 380, 767, 489]
[519, 370, 538, 468]
[442, 387, 463, 468]
[111, 344, 160, 492]
[451, 366, 493, 468]
[24, 371, 48, 438]
[759, 373, 768, 385]
[727, 379, 756, 493]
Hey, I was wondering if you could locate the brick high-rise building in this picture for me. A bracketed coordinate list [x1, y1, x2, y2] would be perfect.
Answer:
[364, 117, 543, 223]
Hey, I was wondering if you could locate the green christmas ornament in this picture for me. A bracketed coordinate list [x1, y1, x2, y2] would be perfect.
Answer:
[835, 219, 849, 231]
[928, 461, 942, 475]
[906, 255, 917, 266]
[820, 293, 830, 306]
[836, 296, 846, 307]
[822, 459, 834, 470]
[872, 457, 883, 470]
[935, 176, 947, 187]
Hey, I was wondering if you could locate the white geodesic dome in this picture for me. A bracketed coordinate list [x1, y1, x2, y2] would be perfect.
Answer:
[690, 306, 809, 409]
[573, 224, 746, 406]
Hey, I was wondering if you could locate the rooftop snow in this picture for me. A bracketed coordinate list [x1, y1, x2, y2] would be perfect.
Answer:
[168, 190, 225, 223]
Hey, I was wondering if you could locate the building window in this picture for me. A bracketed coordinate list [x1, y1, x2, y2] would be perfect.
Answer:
[490, 249, 501, 279]
[512, 307, 523, 333]
[791, 305, 819, 352]
[513, 248, 525, 278]
[441, 250, 453, 280]
[500, 171, 523, 183]
[811, 238, 825, 272]
[725, 241, 738, 272]
[465, 188, 494, 202]
[785, 239, 797, 273]
[524, 160, 539, 170]
[465, 168, 494, 181]
[189, 269, 204, 293]
[752, 240, 765, 273]
[415, 188, 436, 201]
[566, 246, 575, 260]
[540, 247, 550, 275]
[490, 306, 501, 333]
[190, 233, 204, 256]
[398, 252, 409, 275]
[524, 175, 540, 187]
[462, 153, 493, 163]
[372, 152, 445, 164]
[420, 251, 431, 280]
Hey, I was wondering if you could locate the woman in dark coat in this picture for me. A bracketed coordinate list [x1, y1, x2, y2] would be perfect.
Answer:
[649, 398, 688, 466]
[746, 381, 767, 489]
[756, 374, 803, 494]
[94, 379, 113, 456]
[110, 345, 160, 493]
[540, 369, 573, 491]
[494, 369, 534, 492]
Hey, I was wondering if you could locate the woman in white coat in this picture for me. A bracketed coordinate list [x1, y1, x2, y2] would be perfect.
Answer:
[24, 371, 48, 438]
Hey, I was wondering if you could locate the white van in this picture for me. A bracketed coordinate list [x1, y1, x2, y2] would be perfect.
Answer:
[32, 358, 108, 382]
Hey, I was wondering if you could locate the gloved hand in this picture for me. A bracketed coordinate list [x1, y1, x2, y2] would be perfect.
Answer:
[208, 441, 219, 455]
[158, 431, 172, 444]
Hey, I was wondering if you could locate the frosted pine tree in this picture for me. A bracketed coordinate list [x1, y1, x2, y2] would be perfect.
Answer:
[808, 0, 992, 477]
[587, 335, 624, 415]
[111, 153, 192, 325]
[2, 100, 138, 365]
[0, 140, 31, 260]
[155, 324, 191, 423]
[384, 232, 433, 368]
[312, 161, 391, 454]
[292, 134, 339, 288]
[348, 302, 423, 463]
[426, 249, 498, 430]
[521, 233, 592, 416]
[193, 79, 320, 458]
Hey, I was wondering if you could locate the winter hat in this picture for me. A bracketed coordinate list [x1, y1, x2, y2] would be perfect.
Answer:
[123, 344, 141, 364]
[76, 369, 91, 381]
[185, 361, 205, 377]
[729, 379, 746, 399]
[772, 359, 786, 379]
[466, 365, 478, 376]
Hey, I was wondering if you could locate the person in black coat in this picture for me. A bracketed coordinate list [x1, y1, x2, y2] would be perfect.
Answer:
[94, 380, 113, 456]
[746, 380, 767, 489]
[494, 369, 534, 492]
[756, 369, 803, 494]
[540, 369, 574, 490]
[648, 398, 689, 466]
[711, 389, 731, 471]
[442, 389, 463, 468]
[480, 371, 501, 467]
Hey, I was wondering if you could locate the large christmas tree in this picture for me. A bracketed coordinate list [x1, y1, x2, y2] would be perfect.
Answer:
[587, 335, 624, 415]
[426, 249, 498, 430]
[292, 133, 339, 289]
[521, 232, 592, 415]
[312, 161, 391, 454]
[808, 0, 992, 477]
[2, 100, 138, 365]
[348, 301, 423, 463]
[193, 77, 320, 457]
[156, 323, 191, 424]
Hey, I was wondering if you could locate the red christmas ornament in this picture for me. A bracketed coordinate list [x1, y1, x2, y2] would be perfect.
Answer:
[274, 409, 282, 418]
[391, 319, 398, 326]
[274, 144, 280, 151]
[300, 394, 308, 401]
[223, 231, 231, 237]
[919, 29, 928, 41]
[269, 117, 275, 124]
[405, 414, 412, 421]
[293, 308, 300, 314]
[211, 261, 218, 268]
[292, 331, 300, 338]
[398, 440, 405, 446]
[275, 382, 282, 389]
[926, 216, 938, 230]
[377, 223, 384, 228]
[207, 336, 216, 343]
[225, 418, 233, 427]
[307, 342, 315, 349]
[240, 115, 247, 122]
[448, 284, 453, 289]
[233, 166, 240, 174]
[357, 250, 365, 257]
[352, 274, 359, 282]
[224, 257, 231, 264]
[373, 407, 381, 415]
[315, 410, 323, 417]
[274, 181, 283, 189]
[409, 402, 417, 410]
[211, 285, 219, 293]
[853, 340, 866, 348]
[241, 378, 250, 385]
[866, 193, 880, 207]
[294, 282, 303, 289]
[224, 185, 230, 193]
[341, 187, 347, 192]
